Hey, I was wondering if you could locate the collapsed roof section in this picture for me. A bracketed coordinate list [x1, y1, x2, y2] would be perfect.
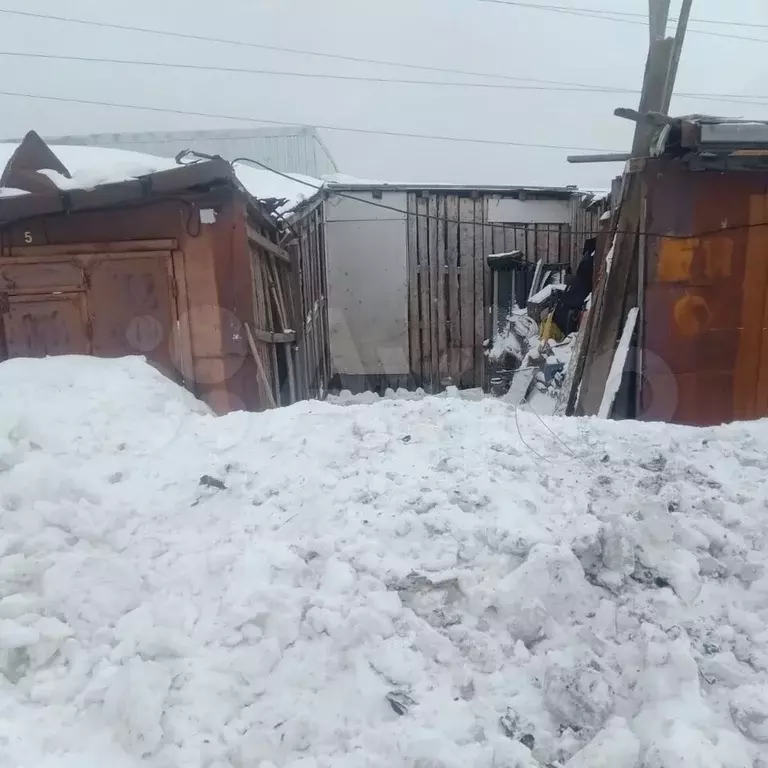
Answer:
[0, 131, 319, 226]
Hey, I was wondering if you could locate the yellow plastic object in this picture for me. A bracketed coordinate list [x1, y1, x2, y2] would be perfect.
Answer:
[540, 311, 565, 343]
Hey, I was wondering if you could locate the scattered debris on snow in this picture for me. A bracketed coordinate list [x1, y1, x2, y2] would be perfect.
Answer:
[0, 355, 767, 767]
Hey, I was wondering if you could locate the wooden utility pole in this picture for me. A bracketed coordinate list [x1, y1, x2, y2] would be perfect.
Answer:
[649, 0, 671, 42]
[568, 0, 695, 417]
[661, 0, 694, 114]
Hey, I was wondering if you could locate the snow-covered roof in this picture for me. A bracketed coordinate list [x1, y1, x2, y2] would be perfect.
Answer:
[233, 162, 323, 214]
[0, 142, 178, 196]
[0, 139, 324, 215]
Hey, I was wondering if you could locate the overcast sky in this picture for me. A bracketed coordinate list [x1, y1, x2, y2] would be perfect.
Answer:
[1, 0, 767, 190]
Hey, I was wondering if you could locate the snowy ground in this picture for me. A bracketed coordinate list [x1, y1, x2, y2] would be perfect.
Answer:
[1, 356, 768, 768]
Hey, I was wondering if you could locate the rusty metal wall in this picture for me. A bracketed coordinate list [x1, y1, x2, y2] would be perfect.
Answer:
[0, 193, 276, 414]
[641, 160, 768, 426]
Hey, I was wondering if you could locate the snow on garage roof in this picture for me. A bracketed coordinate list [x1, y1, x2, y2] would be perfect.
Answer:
[0, 133, 325, 216]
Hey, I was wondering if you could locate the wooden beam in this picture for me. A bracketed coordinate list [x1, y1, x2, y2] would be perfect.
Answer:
[567, 153, 632, 164]
[10, 239, 178, 257]
[661, 0, 693, 115]
[614, 108, 675, 127]
[246, 223, 291, 264]
[631, 36, 676, 156]
[598, 308, 639, 418]
[245, 323, 277, 409]
[577, 176, 643, 416]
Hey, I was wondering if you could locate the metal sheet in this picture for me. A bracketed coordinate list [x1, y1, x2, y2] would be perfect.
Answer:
[0, 260, 83, 292]
[700, 122, 768, 146]
[641, 161, 768, 425]
[87, 253, 178, 380]
[324, 192, 409, 376]
[3, 293, 89, 357]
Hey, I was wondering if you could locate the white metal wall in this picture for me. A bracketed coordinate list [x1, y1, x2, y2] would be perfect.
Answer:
[487, 196, 571, 224]
[324, 191, 410, 377]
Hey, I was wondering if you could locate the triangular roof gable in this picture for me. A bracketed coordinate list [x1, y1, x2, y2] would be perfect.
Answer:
[0, 130, 72, 193]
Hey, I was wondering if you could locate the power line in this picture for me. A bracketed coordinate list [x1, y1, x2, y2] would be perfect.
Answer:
[2, 6, 767, 94]
[0, 7, 636, 85]
[2, 50, 766, 109]
[479, 0, 768, 28]
[0, 51, 629, 93]
[478, 0, 768, 43]
[231, 155, 768, 243]
[0, 89, 620, 152]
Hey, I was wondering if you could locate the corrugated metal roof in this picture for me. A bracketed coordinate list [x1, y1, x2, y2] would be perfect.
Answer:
[323, 178, 579, 198]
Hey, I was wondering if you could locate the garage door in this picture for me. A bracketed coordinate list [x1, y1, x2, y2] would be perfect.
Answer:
[3, 293, 89, 358]
[0, 250, 180, 381]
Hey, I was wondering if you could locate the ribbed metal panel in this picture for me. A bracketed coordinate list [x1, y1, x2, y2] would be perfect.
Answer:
[28, 126, 338, 178]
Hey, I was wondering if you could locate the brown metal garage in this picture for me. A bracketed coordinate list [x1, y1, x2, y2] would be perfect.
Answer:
[0, 131, 330, 414]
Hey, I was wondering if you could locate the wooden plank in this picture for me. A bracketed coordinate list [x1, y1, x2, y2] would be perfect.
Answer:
[310, 216, 322, 392]
[246, 223, 291, 264]
[514, 226, 527, 259]
[170, 250, 194, 388]
[526, 225, 537, 269]
[577, 177, 642, 416]
[270, 343, 282, 407]
[428, 195, 440, 390]
[286, 346, 297, 405]
[435, 196, 447, 387]
[416, 196, 431, 390]
[477, 201, 490, 388]
[445, 195, 460, 385]
[269, 256, 290, 331]
[263, 255, 288, 332]
[245, 323, 277, 409]
[492, 224, 504, 257]
[458, 197, 475, 388]
[598, 307, 639, 418]
[9, 239, 178, 257]
[256, 254, 276, 402]
[406, 192, 422, 384]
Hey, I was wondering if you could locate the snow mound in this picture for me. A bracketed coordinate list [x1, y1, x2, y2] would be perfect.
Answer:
[1, 356, 768, 767]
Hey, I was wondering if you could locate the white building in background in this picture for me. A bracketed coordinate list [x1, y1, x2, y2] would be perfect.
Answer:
[22, 126, 338, 179]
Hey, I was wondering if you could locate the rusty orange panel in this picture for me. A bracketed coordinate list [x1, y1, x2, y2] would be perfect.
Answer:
[642, 372, 735, 426]
[733, 193, 768, 421]
[642, 161, 768, 426]
[655, 236, 735, 285]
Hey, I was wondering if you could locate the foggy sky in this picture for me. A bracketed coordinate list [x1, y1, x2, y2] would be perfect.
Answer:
[1, 0, 767, 190]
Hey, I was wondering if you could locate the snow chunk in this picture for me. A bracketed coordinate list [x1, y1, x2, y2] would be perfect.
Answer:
[565, 717, 639, 768]
[103, 658, 172, 756]
[0, 619, 39, 649]
[731, 685, 768, 742]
